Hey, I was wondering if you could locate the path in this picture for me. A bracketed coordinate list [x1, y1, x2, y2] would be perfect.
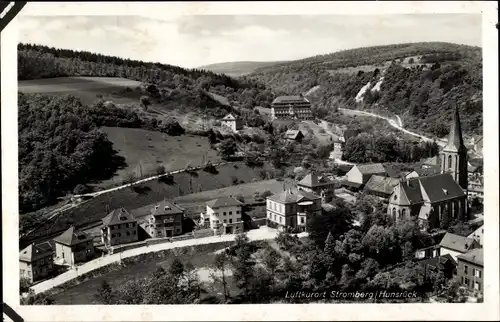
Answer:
[30, 227, 308, 295]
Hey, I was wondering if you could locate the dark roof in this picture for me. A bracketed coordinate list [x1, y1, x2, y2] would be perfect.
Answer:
[206, 196, 243, 208]
[399, 173, 465, 204]
[272, 95, 309, 104]
[222, 113, 239, 121]
[419, 254, 457, 270]
[151, 200, 184, 216]
[53, 226, 91, 246]
[341, 181, 363, 189]
[284, 129, 304, 140]
[19, 242, 53, 262]
[356, 163, 386, 175]
[412, 166, 441, 177]
[267, 189, 321, 204]
[457, 248, 483, 266]
[364, 175, 400, 195]
[443, 106, 465, 153]
[298, 172, 334, 188]
[384, 165, 401, 178]
[439, 233, 477, 253]
[102, 208, 137, 226]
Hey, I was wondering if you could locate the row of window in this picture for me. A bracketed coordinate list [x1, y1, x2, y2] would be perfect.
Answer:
[462, 277, 481, 291]
[111, 231, 136, 238]
[213, 210, 240, 216]
[110, 222, 136, 230]
[211, 217, 240, 224]
[463, 265, 482, 278]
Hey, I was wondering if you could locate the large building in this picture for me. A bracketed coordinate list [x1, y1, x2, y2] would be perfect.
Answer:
[271, 95, 313, 120]
[101, 208, 139, 247]
[343, 163, 388, 190]
[297, 172, 336, 202]
[457, 248, 483, 293]
[266, 189, 321, 231]
[19, 242, 55, 283]
[53, 226, 95, 266]
[145, 200, 184, 238]
[202, 197, 244, 235]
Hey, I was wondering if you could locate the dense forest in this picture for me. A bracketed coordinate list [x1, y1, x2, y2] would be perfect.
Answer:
[247, 42, 483, 137]
[18, 43, 276, 111]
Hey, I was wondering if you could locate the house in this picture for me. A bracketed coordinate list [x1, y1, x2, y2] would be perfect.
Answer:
[202, 197, 244, 235]
[284, 129, 305, 142]
[343, 163, 387, 191]
[419, 254, 457, 279]
[439, 232, 480, 262]
[19, 242, 55, 283]
[221, 113, 243, 132]
[415, 245, 440, 260]
[467, 224, 484, 246]
[53, 226, 94, 266]
[387, 173, 468, 230]
[101, 208, 139, 247]
[271, 95, 313, 120]
[144, 200, 184, 238]
[457, 248, 483, 293]
[266, 188, 322, 232]
[468, 178, 484, 199]
[405, 166, 441, 180]
[363, 175, 400, 199]
[297, 171, 336, 201]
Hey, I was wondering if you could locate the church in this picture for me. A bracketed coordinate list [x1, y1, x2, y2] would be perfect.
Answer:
[387, 106, 469, 230]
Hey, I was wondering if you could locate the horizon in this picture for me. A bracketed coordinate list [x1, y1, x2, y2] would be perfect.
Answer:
[18, 14, 482, 69]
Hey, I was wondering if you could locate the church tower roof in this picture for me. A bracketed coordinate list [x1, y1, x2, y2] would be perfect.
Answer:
[443, 106, 465, 152]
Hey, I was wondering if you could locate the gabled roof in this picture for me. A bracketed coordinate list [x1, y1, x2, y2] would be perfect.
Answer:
[383, 165, 401, 178]
[102, 208, 137, 226]
[272, 95, 309, 104]
[399, 173, 465, 204]
[284, 129, 304, 140]
[356, 163, 386, 175]
[443, 106, 466, 153]
[439, 232, 477, 253]
[296, 189, 322, 202]
[298, 172, 334, 188]
[53, 226, 91, 246]
[222, 113, 239, 121]
[411, 166, 441, 177]
[419, 254, 457, 270]
[364, 175, 400, 195]
[206, 196, 243, 208]
[152, 200, 184, 216]
[267, 189, 321, 204]
[19, 242, 53, 262]
[457, 248, 483, 266]
[422, 156, 440, 167]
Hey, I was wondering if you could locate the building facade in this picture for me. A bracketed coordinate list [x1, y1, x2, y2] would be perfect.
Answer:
[457, 248, 483, 294]
[101, 208, 139, 247]
[202, 197, 244, 235]
[53, 226, 95, 266]
[266, 189, 321, 231]
[221, 113, 243, 132]
[467, 224, 484, 246]
[145, 200, 184, 238]
[19, 242, 55, 283]
[271, 95, 313, 120]
[343, 163, 387, 190]
[439, 232, 480, 262]
[297, 172, 336, 202]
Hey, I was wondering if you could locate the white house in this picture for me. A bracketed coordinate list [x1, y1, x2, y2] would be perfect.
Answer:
[467, 224, 484, 246]
[202, 196, 244, 235]
[439, 232, 480, 262]
[343, 163, 387, 190]
[221, 113, 243, 132]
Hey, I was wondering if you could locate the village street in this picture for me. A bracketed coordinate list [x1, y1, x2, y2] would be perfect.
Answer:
[30, 227, 307, 295]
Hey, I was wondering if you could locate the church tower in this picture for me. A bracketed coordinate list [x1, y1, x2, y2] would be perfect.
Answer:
[440, 106, 468, 191]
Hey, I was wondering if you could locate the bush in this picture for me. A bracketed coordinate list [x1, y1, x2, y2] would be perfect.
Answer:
[203, 162, 218, 174]
[160, 120, 185, 136]
[73, 184, 88, 195]
[155, 165, 166, 175]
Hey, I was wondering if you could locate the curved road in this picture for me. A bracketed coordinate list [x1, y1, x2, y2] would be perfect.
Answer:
[30, 227, 307, 295]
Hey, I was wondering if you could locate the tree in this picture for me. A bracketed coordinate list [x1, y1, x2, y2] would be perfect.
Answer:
[261, 248, 280, 276]
[440, 204, 452, 230]
[212, 252, 231, 302]
[170, 258, 185, 278]
[307, 205, 354, 249]
[140, 95, 151, 110]
[155, 165, 166, 175]
[94, 280, 114, 304]
[72, 184, 88, 195]
[19, 277, 32, 294]
[217, 138, 237, 160]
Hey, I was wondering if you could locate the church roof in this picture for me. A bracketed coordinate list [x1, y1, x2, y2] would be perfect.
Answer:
[398, 173, 465, 204]
[443, 106, 466, 153]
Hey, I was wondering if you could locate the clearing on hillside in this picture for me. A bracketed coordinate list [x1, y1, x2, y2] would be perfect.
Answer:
[97, 127, 222, 188]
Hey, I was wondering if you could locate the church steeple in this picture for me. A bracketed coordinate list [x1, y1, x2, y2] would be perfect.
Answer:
[440, 106, 468, 191]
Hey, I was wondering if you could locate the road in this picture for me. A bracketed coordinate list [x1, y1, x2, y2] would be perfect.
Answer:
[338, 108, 447, 147]
[30, 227, 307, 295]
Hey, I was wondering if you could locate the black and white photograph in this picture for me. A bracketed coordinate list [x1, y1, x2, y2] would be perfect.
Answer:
[2, 1, 499, 321]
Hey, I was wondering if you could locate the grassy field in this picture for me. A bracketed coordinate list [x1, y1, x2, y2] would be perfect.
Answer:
[98, 127, 221, 188]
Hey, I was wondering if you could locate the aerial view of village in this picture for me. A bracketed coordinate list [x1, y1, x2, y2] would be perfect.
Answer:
[16, 12, 485, 305]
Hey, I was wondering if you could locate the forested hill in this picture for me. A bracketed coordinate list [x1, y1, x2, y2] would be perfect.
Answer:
[18, 43, 275, 110]
[198, 61, 286, 77]
[246, 42, 483, 137]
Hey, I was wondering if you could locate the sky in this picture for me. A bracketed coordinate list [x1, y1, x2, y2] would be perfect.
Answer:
[17, 14, 482, 69]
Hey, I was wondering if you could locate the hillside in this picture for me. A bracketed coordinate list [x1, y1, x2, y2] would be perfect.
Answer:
[198, 61, 285, 77]
[247, 42, 483, 137]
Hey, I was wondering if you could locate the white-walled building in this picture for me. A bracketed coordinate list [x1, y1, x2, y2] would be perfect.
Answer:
[439, 232, 480, 262]
[221, 113, 243, 132]
[467, 224, 484, 246]
[201, 197, 244, 235]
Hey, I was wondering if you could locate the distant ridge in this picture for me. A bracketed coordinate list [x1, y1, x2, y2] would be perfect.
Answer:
[198, 60, 286, 77]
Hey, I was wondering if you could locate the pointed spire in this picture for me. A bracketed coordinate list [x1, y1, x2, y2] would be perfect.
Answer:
[444, 105, 465, 152]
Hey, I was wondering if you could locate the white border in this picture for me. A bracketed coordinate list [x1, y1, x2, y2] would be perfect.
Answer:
[2, 1, 498, 321]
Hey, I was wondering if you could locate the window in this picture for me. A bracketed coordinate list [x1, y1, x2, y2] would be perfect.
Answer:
[475, 270, 481, 278]
[229, 219, 233, 223]
[402, 209, 407, 217]
[474, 282, 481, 290]
[223, 219, 227, 223]
[20, 269, 25, 275]
[392, 208, 396, 218]
[279, 217, 282, 223]
[133, 231, 136, 235]
[111, 234, 115, 238]
[393, 195, 397, 200]
[448, 155, 452, 169]
[464, 277, 470, 286]
[301, 217, 305, 224]
[223, 212, 227, 216]
[236, 210, 240, 214]
[229, 211, 232, 215]
[464, 265, 468, 274]
[125, 223, 129, 228]
[126, 231, 130, 236]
